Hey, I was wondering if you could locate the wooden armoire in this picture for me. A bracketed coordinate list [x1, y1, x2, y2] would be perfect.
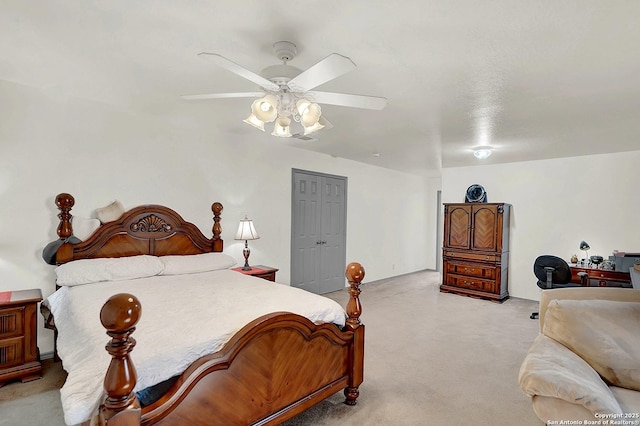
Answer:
[440, 203, 511, 302]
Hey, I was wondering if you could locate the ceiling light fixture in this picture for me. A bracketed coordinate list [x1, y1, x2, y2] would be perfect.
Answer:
[245, 92, 324, 137]
[182, 41, 388, 139]
[473, 146, 493, 159]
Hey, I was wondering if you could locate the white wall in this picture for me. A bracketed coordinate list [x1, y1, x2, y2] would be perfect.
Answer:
[441, 151, 640, 301]
[0, 80, 436, 355]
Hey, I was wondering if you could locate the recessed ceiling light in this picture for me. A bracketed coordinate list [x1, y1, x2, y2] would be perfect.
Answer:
[473, 146, 492, 159]
[372, 152, 381, 157]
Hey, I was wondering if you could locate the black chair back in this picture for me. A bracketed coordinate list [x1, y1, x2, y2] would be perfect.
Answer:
[533, 255, 572, 285]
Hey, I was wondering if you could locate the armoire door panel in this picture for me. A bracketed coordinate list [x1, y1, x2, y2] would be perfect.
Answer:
[471, 206, 498, 252]
[446, 206, 471, 249]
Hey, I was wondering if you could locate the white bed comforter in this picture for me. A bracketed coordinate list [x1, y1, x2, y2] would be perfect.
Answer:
[46, 269, 347, 425]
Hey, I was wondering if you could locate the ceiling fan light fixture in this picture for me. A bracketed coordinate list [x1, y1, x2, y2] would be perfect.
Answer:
[272, 116, 292, 137]
[473, 146, 492, 160]
[186, 42, 388, 140]
[243, 113, 265, 131]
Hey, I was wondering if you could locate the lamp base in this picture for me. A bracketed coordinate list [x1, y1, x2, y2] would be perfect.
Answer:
[242, 244, 252, 271]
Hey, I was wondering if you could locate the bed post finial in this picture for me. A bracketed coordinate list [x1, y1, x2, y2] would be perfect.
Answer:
[212, 202, 223, 252]
[99, 293, 142, 425]
[55, 193, 75, 239]
[345, 262, 364, 331]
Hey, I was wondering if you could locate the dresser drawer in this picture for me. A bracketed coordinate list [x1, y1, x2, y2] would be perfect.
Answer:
[445, 261, 496, 280]
[0, 307, 24, 339]
[0, 336, 24, 368]
[444, 250, 499, 263]
[587, 278, 631, 288]
[445, 274, 497, 294]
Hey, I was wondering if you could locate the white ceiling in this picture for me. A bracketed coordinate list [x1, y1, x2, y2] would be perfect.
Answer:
[2, 1, 639, 177]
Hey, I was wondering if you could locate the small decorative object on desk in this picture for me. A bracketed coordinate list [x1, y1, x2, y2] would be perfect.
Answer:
[570, 254, 578, 264]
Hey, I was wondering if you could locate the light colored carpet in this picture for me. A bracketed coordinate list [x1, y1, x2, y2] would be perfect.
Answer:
[0, 270, 542, 425]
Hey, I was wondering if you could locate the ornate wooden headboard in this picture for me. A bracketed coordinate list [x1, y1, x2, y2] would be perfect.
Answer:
[54, 193, 224, 264]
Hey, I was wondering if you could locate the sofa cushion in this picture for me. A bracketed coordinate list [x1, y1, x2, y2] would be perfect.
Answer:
[519, 334, 623, 415]
[543, 299, 640, 392]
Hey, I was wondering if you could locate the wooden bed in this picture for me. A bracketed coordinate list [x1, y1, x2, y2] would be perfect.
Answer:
[47, 193, 365, 426]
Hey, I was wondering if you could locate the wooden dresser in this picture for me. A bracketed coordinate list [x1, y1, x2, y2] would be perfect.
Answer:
[440, 203, 511, 302]
[0, 288, 42, 386]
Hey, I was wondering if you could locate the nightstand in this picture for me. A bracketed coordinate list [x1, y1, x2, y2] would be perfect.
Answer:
[232, 265, 279, 282]
[0, 288, 43, 386]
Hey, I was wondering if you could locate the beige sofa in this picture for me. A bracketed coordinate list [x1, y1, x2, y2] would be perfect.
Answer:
[519, 287, 640, 424]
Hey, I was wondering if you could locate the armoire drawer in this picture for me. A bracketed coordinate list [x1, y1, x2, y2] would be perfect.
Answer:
[445, 274, 497, 294]
[445, 261, 496, 280]
[443, 251, 499, 263]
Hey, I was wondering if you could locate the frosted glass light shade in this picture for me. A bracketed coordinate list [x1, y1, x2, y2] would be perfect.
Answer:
[301, 103, 322, 127]
[243, 113, 265, 131]
[272, 116, 292, 137]
[303, 121, 325, 135]
[296, 99, 311, 115]
[253, 95, 278, 122]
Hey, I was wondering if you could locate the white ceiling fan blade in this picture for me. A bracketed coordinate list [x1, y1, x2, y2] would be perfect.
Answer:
[197, 52, 280, 92]
[309, 91, 388, 110]
[181, 92, 265, 101]
[287, 53, 356, 92]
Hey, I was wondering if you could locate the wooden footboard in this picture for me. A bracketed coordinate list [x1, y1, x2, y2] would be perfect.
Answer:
[97, 263, 365, 426]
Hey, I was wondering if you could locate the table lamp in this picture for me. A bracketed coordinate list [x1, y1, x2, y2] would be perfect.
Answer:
[235, 215, 260, 270]
[580, 241, 590, 263]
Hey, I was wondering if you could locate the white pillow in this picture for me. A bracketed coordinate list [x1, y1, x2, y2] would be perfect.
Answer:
[96, 200, 125, 224]
[159, 252, 237, 275]
[55, 255, 164, 286]
[71, 216, 100, 241]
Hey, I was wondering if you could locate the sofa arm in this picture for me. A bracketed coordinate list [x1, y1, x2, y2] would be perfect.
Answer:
[539, 288, 640, 331]
[519, 334, 623, 418]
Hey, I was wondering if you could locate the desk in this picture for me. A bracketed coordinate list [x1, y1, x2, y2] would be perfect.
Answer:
[569, 265, 632, 288]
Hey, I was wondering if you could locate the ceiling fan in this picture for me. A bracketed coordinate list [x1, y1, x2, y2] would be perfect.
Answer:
[182, 41, 387, 138]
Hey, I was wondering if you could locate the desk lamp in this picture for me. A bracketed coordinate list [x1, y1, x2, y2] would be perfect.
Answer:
[235, 215, 260, 271]
[580, 241, 590, 263]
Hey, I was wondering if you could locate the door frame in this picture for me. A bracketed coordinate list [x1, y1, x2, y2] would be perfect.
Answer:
[290, 168, 348, 292]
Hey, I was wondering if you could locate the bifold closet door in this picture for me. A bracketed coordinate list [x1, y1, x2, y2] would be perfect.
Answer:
[291, 170, 347, 294]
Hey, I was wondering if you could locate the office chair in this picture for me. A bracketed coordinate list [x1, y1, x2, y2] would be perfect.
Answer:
[530, 255, 588, 319]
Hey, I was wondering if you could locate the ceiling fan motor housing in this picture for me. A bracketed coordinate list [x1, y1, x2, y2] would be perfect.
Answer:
[273, 41, 297, 62]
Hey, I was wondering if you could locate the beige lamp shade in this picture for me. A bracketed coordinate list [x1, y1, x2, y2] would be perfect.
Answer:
[235, 217, 259, 241]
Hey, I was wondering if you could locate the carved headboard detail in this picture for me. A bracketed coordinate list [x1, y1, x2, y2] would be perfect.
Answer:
[130, 214, 172, 233]
[54, 193, 224, 264]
